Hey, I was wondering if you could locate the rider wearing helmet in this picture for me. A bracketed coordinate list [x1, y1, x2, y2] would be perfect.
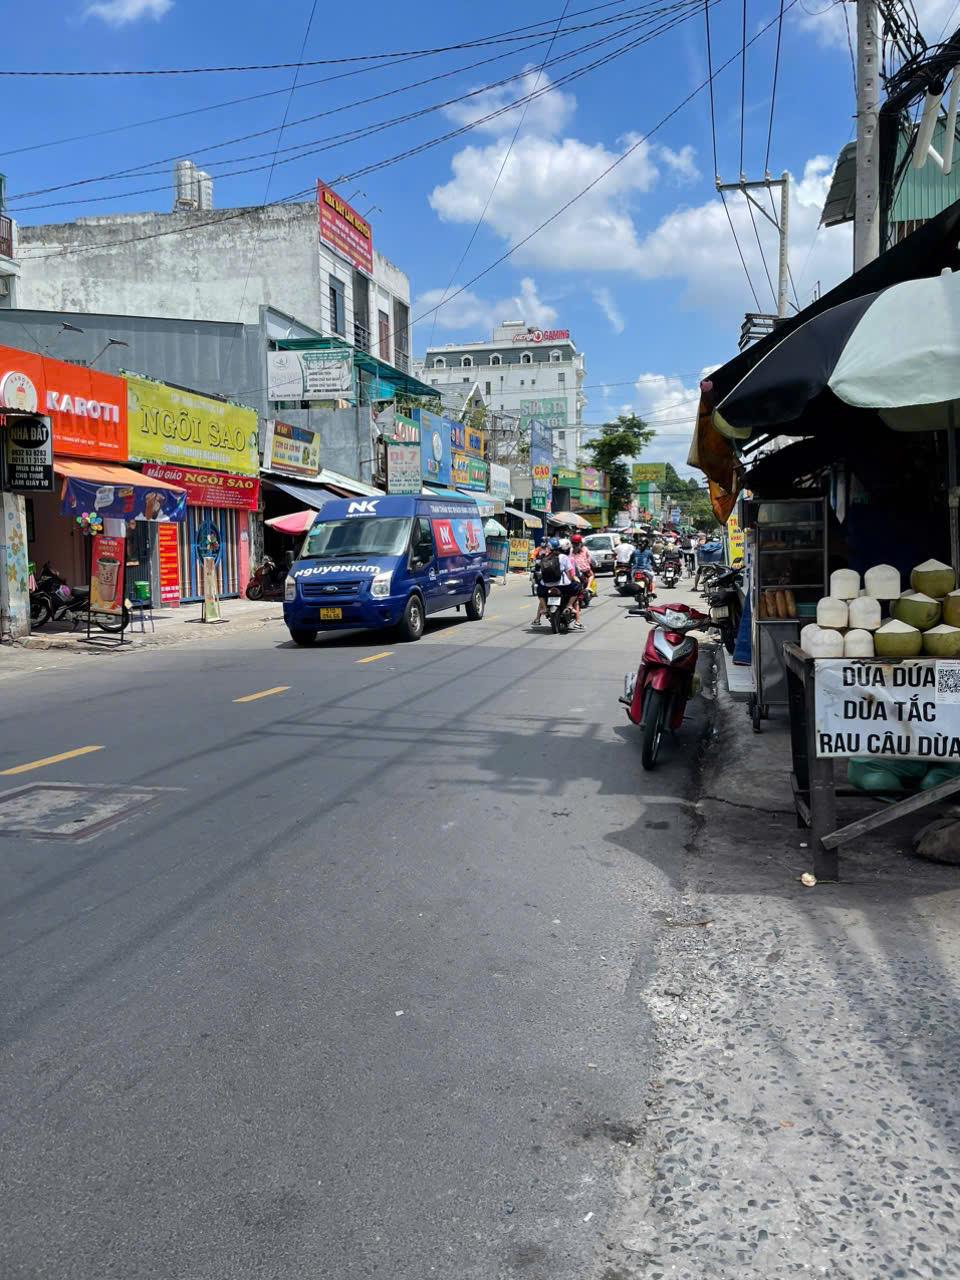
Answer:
[568, 533, 594, 625]
[533, 536, 580, 626]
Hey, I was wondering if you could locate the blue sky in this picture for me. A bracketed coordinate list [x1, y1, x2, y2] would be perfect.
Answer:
[3, 0, 951, 473]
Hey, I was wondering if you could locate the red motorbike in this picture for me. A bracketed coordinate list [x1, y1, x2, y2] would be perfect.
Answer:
[621, 602, 708, 770]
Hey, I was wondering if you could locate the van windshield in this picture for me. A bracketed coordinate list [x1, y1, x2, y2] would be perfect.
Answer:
[301, 517, 412, 560]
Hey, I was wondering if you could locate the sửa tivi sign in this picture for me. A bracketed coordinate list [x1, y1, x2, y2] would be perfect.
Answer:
[814, 659, 960, 760]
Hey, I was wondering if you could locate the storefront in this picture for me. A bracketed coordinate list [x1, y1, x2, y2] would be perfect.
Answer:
[125, 374, 260, 604]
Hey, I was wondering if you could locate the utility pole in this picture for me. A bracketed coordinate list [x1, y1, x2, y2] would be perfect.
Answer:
[854, 0, 881, 269]
[716, 173, 791, 318]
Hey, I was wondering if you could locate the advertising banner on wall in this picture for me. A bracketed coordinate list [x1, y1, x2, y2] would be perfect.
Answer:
[61, 473, 187, 523]
[633, 462, 667, 486]
[815, 659, 960, 760]
[489, 462, 511, 501]
[127, 375, 259, 476]
[529, 419, 552, 513]
[451, 452, 487, 490]
[386, 441, 421, 494]
[267, 349, 354, 403]
[262, 419, 321, 478]
[519, 397, 568, 432]
[2, 415, 53, 492]
[580, 467, 604, 497]
[0, 344, 127, 461]
[317, 182, 374, 275]
[418, 409, 451, 486]
[141, 463, 260, 510]
[508, 537, 531, 568]
[157, 523, 181, 605]
[390, 413, 420, 444]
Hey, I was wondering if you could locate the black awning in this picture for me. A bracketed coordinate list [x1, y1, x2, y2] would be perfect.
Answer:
[264, 478, 340, 509]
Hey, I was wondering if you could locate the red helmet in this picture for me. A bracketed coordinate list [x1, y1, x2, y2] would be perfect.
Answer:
[571, 533, 583, 545]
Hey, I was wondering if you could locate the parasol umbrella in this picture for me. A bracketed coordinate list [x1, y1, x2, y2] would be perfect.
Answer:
[484, 518, 508, 537]
[714, 268, 960, 438]
[547, 510, 592, 530]
[265, 509, 317, 535]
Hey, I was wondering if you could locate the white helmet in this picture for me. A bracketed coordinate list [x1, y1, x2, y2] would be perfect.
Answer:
[558, 537, 572, 553]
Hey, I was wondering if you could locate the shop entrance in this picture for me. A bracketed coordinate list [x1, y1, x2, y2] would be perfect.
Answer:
[176, 505, 241, 602]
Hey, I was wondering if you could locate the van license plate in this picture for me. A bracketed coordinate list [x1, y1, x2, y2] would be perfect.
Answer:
[319, 607, 342, 620]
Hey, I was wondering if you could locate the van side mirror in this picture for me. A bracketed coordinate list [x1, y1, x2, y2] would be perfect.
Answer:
[285, 549, 295, 568]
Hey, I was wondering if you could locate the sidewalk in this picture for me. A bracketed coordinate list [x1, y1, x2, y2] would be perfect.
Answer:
[605, 654, 960, 1279]
[1, 596, 283, 673]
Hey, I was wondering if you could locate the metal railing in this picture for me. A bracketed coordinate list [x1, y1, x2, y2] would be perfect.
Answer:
[354, 321, 370, 352]
[0, 216, 13, 260]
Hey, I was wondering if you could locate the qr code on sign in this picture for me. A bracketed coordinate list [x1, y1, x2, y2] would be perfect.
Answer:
[936, 662, 960, 703]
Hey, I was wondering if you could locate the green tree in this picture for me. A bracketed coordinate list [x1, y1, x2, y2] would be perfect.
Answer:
[583, 414, 656, 518]
[660, 462, 716, 530]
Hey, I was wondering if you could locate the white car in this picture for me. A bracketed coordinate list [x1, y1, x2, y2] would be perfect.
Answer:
[582, 533, 619, 574]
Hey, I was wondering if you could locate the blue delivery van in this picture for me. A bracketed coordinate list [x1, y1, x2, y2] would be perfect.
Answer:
[283, 493, 491, 644]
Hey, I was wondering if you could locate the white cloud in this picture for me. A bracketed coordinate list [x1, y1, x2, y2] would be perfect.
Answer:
[796, 0, 956, 49]
[444, 67, 577, 137]
[592, 287, 625, 334]
[84, 0, 172, 22]
[659, 145, 699, 182]
[413, 275, 556, 335]
[629, 370, 716, 479]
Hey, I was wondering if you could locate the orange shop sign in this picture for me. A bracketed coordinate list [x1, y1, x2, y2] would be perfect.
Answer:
[0, 344, 127, 461]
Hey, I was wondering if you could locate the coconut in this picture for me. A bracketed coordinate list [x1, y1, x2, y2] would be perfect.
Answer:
[910, 558, 957, 599]
[805, 628, 844, 658]
[844, 629, 875, 658]
[800, 624, 823, 655]
[864, 564, 901, 599]
[943, 590, 960, 628]
[817, 597, 849, 629]
[896, 592, 941, 631]
[874, 618, 924, 658]
[848, 596, 882, 631]
[922, 624, 960, 658]
[830, 568, 861, 600]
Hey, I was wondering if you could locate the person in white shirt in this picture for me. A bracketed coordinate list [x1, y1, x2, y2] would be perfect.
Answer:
[615, 539, 634, 567]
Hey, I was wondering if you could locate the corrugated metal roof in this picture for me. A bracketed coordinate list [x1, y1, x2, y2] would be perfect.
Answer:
[822, 123, 960, 228]
[821, 142, 857, 227]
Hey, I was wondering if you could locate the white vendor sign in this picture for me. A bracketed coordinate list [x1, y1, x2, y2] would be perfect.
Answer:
[815, 658, 960, 760]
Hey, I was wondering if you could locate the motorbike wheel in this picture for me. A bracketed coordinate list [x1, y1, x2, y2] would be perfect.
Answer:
[557, 610, 570, 635]
[548, 609, 559, 635]
[722, 622, 735, 655]
[93, 605, 130, 633]
[30, 596, 52, 628]
[640, 687, 667, 770]
[245, 580, 264, 601]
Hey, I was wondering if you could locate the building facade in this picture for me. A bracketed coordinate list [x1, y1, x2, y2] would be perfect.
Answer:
[16, 178, 412, 373]
[416, 321, 586, 469]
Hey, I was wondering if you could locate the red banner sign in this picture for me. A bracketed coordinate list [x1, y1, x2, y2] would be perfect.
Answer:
[89, 534, 126, 615]
[0, 344, 127, 461]
[157, 523, 181, 606]
[141, 463, 259, 510]
[317, 181, 374, 275]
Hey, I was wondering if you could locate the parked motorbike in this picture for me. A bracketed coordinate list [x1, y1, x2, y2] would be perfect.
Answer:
[245, 555, 287, 600]
[33, 563, 128, 633]
[620, 602, 708, 770]
[706, 566, 744, 654]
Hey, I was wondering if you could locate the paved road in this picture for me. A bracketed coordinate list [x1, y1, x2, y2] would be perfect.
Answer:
[0, 577, 708, 1280]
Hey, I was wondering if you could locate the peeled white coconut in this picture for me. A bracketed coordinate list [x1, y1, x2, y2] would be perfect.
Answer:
[848, 597, 882, 631]
[800, 624, 823, 655]
[922, 624, 960, 658]
[806, 628, 844, 658]
[943, 590, 960, 628]
[874, 618, 923, 658]
[910, 558, 957, 599]
[896, 592, 941, 631]
[817, 597, 849, 629]
[830, 568, 861, 600]
[844, 629, 875, 658]
[864, 564, 901, 599]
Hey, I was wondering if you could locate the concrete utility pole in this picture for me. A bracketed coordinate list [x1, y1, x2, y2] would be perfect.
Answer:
[854, 0, 881, 269]
[716, 173, 791, 317]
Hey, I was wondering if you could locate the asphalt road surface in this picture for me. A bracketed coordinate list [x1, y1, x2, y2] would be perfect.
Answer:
[0, 577, 709, 1280]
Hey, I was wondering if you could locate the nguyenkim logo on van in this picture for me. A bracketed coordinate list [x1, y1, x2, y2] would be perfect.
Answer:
[346, 499, 379, 515]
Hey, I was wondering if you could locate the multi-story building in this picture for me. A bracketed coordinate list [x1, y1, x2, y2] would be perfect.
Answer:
[0, 203, 20, 308]
[416, 321, 586, 468]
[15, 169, 412, 373]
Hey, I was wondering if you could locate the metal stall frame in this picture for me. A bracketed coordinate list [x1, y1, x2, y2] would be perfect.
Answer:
[783, 644, 960, 879]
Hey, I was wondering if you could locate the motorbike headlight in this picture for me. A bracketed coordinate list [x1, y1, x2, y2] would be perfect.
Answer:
[284, 575, 297, 602]
[370, 572, 392, 598]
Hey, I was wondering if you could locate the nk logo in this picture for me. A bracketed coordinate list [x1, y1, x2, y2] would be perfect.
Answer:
[347, 500, 379, 514]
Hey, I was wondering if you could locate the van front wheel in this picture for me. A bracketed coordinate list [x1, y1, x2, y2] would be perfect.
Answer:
[399, 595, 425, 641]
[465, 582, 485, 621]
[289, 627, 317, 647]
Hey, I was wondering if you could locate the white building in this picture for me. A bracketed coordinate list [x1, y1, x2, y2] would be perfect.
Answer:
[416, 321, 586, 468]
[16, 169, 411, 373]
[0, 208, 20, 307]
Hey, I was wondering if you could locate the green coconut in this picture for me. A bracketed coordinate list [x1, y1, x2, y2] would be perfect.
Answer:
[922, 624, 960, 657]
[943, 590, 960, 628]
[895, 592, 941, 631]
[874, 618, 924, 658]
[910, 558, 957, 599]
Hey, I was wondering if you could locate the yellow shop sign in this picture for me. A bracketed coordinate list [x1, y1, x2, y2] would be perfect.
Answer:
[126, 374, 260, 476]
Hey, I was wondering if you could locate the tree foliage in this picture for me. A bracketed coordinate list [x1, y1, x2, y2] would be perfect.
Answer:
[660, 462, 717, 530]
[583, 414, 656, 518]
